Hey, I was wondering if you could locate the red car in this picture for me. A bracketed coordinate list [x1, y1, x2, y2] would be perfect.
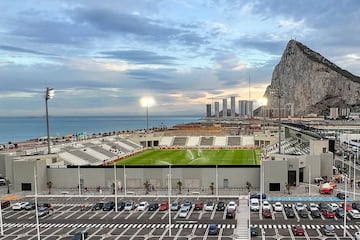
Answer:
[323, 209, 335, 218]
[292, 225, 304, 236]
[159, 201, 168, 211]
[262, 209, 272, 218]
[194, 202, 203, 210]
[341, 202, 352, 212]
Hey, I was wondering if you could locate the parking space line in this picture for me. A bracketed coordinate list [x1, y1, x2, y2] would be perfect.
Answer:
[101, 210, 113, 219]
[64, 210, 78, 219]
[52, 210, 67, 219]
[112, 210, 124, 219]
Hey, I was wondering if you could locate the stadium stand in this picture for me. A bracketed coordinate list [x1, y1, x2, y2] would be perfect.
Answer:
[159, 136, 173, 147]
[89, 145, 117, 158]
[59, 152, 90, 165]
[200, 136, 214, 146]
[186, 136, 200, 147]
[172, 136, 187, 146]
[227, 136, 241, 146]
[70, 149, 101, 163]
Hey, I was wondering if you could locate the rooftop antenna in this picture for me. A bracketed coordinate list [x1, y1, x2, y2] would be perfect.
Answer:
[248, 74, 251, 101]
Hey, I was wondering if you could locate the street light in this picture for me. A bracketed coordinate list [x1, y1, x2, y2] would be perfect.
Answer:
[45, 87, 54, 154]
[140, 97, 155, 148]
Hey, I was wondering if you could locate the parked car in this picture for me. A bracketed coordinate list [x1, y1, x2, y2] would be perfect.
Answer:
[349, 209, 360, 219]
[337, 192, 346, 199]
[295, 202, 305, 212]
[1, 201, 10, 209]
[179, 207, 188, 218]
[71, 229, 88, 240]
[148, 202, 159, 211]
[12, 202, 29, 210]
[250, 226, 258, 236]
[24, 202, 36, 210]
[159, 201, 168, 211]
[194, 201, 203, 210]
[318, 202, 328, 212]
[292, 225, 304, 236]
[208, 224, 218, 235]
[37, 207, 50, 217]
[183, 200, 192, 211]
[216, 201, 226, 211]
[124, 201, 137, 211]
[250, 198, 259, 212]
[117, 201, 126, 211]
[298, 209, 308, 218]
[38, 203, 53, 211]
[285, 207, 295, 218]
[227, 201, 237, 211]
[341, 202, 352, 212]
[262, 201, 271, 210]
[250, 193, 266, 199]
[336, 208, 344, 218]
[320, 225, 335, 236]
[310, 209, 321, 218]
[92, 202, 104, 211]
[103, 201, 115, 211]
[171, 201, 180, 211]
[355, 231, 360, 240]
[137, 201, 148, 211]
[327, 203, 339, 211]
[352, 202, 360, 211]
[306, 202, 318, 211]
[272, 202, 283, 212]
[205, 201, 215, 211]
[262, 209, 272, 218]
[226, 208, 235, 219]
[322, 208, 335, 218]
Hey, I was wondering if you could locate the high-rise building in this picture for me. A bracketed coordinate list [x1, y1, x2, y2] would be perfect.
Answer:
[230, 96, 235, 118]
[222, 98, 227, 118]
[247, 101, 253, 118]
[206, 104, 212, 117]
[215, 101, 220, 118]
[239, 100, 247, 117]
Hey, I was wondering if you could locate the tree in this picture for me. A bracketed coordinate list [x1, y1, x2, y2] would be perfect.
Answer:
[112, 183, 115, 194]
[177, 180, 182, 194]
[47, 181, 53, 194]
[285, 182, 292, 194]
[144, 180, 151, 194]
[209, 182, 214, 195]
[245, 181, 252, 192]
[6, 178, 10, 194]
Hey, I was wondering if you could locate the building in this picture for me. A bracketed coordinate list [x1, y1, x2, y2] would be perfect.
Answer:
[214, 101, 220, 118]
[206, 104, 211, 117]
[222, 99, 227, 118]
[230, 96, 235, 118]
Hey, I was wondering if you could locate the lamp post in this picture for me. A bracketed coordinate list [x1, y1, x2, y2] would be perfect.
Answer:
[45, 87, 54, 154]
[168, 164, 172, 236]
[140, 97, 155, 148]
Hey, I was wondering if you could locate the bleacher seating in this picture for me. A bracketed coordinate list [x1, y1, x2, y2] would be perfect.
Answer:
[159, 136, 173, 147]
[70, 149, 101, 163]
[186, 136, 200, 147]
[213, 136, 227, 147]
[172, 137, 187, 146]
[228, 136, 241, 146]
[59, 152, 91, 165]
[200, 136, 214, 146]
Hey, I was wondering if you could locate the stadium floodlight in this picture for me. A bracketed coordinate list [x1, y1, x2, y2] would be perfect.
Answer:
[45, 87, 54, 154]
[140, 97, 155, 148]
[258, 98, 268, 135]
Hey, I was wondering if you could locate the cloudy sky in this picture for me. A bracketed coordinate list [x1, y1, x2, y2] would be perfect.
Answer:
[0, 0, 359, 116]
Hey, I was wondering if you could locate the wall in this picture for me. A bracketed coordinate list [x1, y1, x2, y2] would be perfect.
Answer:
[262, 159, 288, 193]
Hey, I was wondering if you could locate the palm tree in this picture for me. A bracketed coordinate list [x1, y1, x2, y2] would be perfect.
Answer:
[177, 180, 182, 194]
[245, 181, 252, 192]
[285, 182, 292, 194]
[6, 178, 10, 194]
[144, 180, 151, 194]
[47, 181, 53, 194]
[209, 182, 214, 195]
[112, 183, 115, 194]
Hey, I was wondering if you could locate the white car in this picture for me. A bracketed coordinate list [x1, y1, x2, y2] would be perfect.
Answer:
[295, 202, 305, 212]
[306, 203, 318, 211]
[179, 207, 188, 218]
[227, 201, 237, 211]
[205, 201, 215, 211]
[124, 201, 136, 211]
[355, 231, 360, 240]
[327, 203, 339, 211]
[349, 209, 360, 219]
[137, 201, 148, 211]
[272, 202, 283, 212]
[262, 201, 271, 210]
[12, 202, 29, 210]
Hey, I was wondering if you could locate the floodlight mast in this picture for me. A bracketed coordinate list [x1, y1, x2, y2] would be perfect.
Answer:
[45, 88, 54, 154]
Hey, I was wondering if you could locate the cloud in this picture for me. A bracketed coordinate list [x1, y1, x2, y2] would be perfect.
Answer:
[99, 50, 177, 65]
[0, 45, 55, 56]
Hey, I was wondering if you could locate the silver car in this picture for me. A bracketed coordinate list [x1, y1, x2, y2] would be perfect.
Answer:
[178, 207, 188, 218]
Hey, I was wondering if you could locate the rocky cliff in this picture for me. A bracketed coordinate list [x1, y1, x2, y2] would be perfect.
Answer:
[264, 40, 360, 117]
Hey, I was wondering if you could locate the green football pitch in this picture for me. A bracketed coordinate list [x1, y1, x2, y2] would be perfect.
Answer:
[115, 149, 261, 165]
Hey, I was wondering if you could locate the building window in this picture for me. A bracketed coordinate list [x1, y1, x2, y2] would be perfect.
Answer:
[269, 183, 280, 191]
[323, 147, 326, 153]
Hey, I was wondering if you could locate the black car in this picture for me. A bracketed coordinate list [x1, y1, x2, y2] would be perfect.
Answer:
[318, 202, 328, 212]
[1, 201, 10, 209]
[71, 229, 88, 240]
[298, 209, 308, 218]
[320, 225, 335, 236]
[310, 209, 321, 218]
[24, 202, 36, 210]
[148, 202, 159, 211]
[352, 202, 360, 211]
[117, 201, 126, 211]
[335, 208, 344, 218]
[337, 192, 346, 199]
[285, 207, 295, 218]
[103, 201, 115, 211]
[92, 202, 104, 211]
[250, 226, 258, 236]
[216, 201, 226, 211]
[250, 193, 266, 199]
[226, 208, 235, 219]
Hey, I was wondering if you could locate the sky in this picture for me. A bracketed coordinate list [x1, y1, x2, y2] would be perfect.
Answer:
[0, 0, 359, 116]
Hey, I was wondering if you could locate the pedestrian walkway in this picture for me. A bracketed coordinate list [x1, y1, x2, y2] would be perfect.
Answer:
[234, 195, 249, 240]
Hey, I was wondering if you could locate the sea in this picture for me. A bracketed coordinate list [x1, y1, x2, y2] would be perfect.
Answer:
[0, 115, 202, 144]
